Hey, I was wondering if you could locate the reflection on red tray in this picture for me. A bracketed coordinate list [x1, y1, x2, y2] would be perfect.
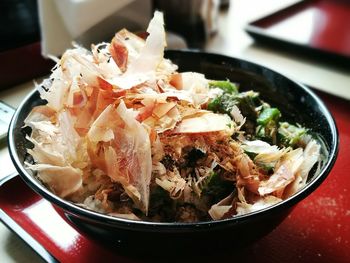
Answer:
[246, 0, 350, 63]
[0, 91, 349, 263]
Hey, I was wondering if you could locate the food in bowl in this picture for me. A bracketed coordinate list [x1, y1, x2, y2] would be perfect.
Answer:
[24, 12, 325, 222]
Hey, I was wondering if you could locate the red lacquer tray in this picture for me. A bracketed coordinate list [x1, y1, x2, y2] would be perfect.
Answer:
[245, 0, 350, 65]
[0, 91, 349, 263]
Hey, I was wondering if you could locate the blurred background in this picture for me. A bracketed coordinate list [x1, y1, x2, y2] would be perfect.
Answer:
[0, 0, 349, 96]
[1, 0, 350, 152]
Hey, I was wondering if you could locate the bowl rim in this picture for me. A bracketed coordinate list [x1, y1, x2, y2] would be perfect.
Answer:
[8, 50, 339, 231]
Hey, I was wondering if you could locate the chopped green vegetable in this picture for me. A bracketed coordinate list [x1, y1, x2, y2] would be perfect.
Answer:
[278, 122, 307, 147]
[207, 80, 239, 113]
[207, 93, 238, 114]
[207, 96, 224, 112]
[208, 91, 260, 117]
[256, 107, 281, 144]
[257, 108, 281, 125]
[209, 80, 238, 94]
[236, 91, 261, 121]
[207, 86, 264, 137]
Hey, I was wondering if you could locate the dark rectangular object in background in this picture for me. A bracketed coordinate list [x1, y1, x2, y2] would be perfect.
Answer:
[245, 0, 350, 66]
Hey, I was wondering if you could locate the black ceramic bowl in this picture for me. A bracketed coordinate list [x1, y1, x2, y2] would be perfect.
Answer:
[8, 50, 338, 252]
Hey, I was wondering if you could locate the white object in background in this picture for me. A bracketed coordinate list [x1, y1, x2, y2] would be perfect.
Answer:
[38, 0, 151, 56]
